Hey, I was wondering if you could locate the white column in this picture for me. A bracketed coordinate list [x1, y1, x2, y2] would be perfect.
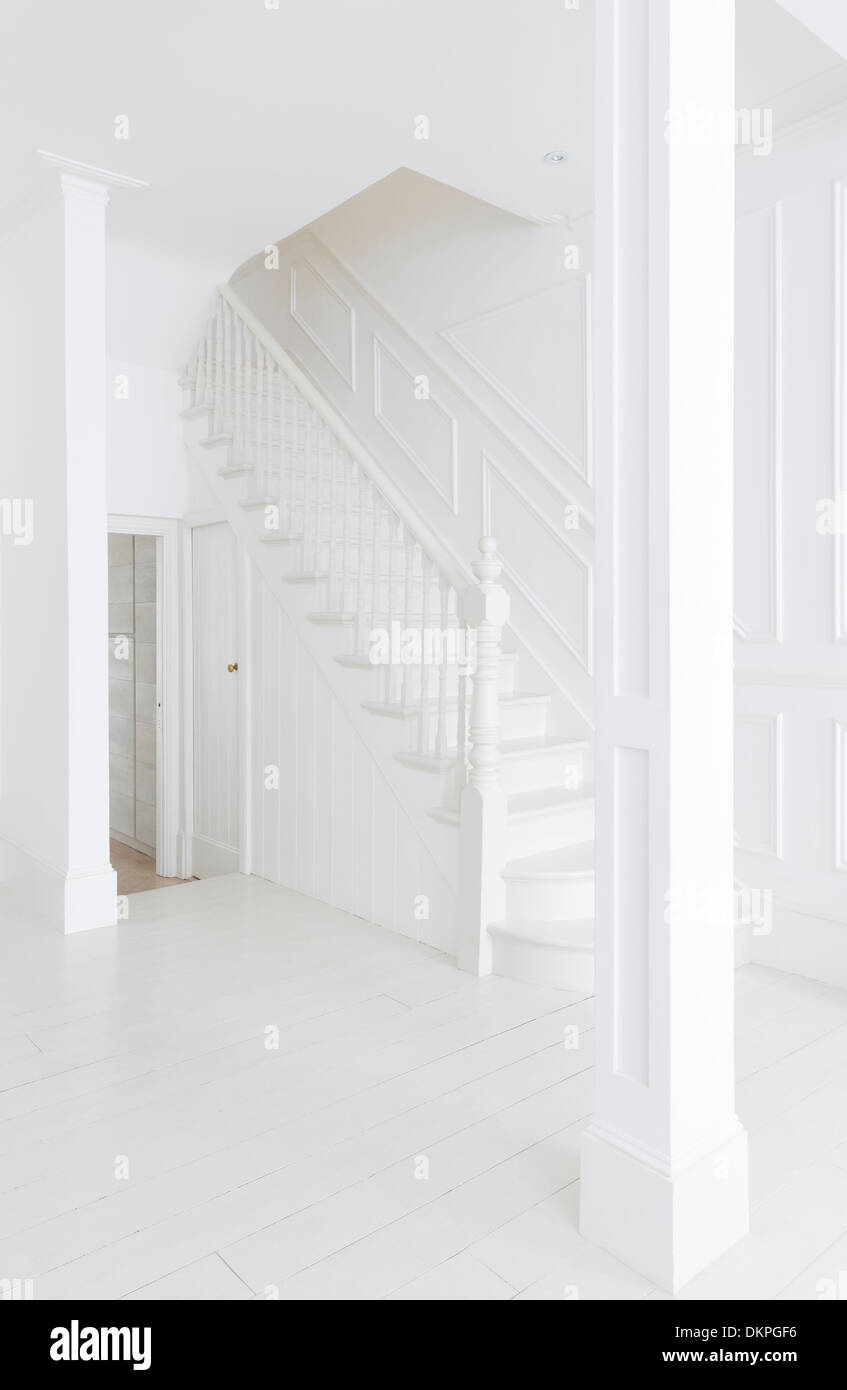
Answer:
[580, 0, 748, 1291]
[62, 172, 117, 932]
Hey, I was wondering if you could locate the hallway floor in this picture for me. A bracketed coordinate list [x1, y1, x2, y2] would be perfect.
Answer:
[1, 874, 846, 1300]
[109, 838, 193, 896]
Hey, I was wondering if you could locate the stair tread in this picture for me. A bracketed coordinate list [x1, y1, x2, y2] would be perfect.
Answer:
[503, 842, 594, 878]
[499, 734, 588, 758]
[364, 690, 550, 715]
[507, 784, 595, 817]
[489, 918, 594, 947]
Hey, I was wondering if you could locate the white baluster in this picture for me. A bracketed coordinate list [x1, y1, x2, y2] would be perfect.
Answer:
[234, 307, 243, 459]
[287, 386, 298, 536]
[400, 531, 415, 708]
[256, 346, 265, 498]
[243, 322, 252, 471]
[203, 319, 215, 407]
[222, 301, 232, 433]
[436, 579, 450, 760]
[196, 336, 207, 409]
[213, 297, 223, 434]
[457, 537, 510, 976]
[385, 515, 399, 705]
[304, 407, 315, 573]
[341, 452, 353, 617]
[276, 368, 284, 522]
[355, 470, 369, 651]
[417, 555, 435, 755]
[370, 488, 382, 648]
[328, 444, 340, 611]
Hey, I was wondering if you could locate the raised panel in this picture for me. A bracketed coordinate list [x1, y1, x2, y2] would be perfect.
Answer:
[440, 277, 591, 481]
[482, 452, 592, 672]
[290, 258, 355, 388]
[373, 336, 459, 513]
[734, 712, 783, 858]
[613, 747, 649, 1085]
[834, 182, 847, 643]
[837, 721, 847, 871]
[734, 203, 783, 643]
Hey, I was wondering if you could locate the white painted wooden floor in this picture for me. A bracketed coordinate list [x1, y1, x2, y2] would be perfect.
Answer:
[1, 874, 847, 1301]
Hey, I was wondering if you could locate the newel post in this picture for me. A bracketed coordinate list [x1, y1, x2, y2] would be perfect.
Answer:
[457, 537, 510, 975]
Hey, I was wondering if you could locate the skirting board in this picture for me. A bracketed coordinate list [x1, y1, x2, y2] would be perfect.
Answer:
[110, 829, 156, 859]
[191, 834, 240, 878]
[749, 899, 847, 989]
[0, 835, 117, 934]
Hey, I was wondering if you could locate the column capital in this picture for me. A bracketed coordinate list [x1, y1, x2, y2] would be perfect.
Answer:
[37, 149, 148, 205]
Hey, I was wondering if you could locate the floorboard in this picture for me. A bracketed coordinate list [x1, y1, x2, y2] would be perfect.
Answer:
[0, 875, 844, 1300]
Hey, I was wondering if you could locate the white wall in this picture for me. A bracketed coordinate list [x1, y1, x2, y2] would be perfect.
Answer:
[734, 111, 847, 983]
[105, 233, 230, 521]
[233, 170, 594, 727]
[0, 189, 70, 893]
[107, 360, 191, 519]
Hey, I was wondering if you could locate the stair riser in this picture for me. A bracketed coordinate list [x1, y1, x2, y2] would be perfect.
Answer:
[352, 659, 516, 702]
[500, 748, 584, 796]
[498, 702, 549, 742]
[506, 801, 594, 858]
[505, 874, 594, 922]
[490, 934, 594, 993]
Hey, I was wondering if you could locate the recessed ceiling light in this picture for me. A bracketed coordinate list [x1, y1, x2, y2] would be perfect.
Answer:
[544, 150, 567, 164]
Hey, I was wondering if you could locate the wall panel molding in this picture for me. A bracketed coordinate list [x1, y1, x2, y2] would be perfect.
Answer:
[734, 202, 784, 645]
[482, 451, 593, 673]
[440, 276, 592, 484]
[373, 335, 459, 513]
[836, 720, 847, 871]
[290, 257, 356, 389]
[734, 711, 784, 859]
[834, 181, 847, 642]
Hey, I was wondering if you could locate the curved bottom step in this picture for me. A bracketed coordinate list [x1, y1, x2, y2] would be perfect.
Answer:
[488, 918, 594, 994]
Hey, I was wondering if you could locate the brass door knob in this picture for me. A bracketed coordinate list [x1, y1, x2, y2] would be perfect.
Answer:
[227, 662, 238, 672]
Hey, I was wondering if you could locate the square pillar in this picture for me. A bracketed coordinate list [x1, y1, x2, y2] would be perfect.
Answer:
[62, 172, 117, 932]
[580, 0, 749, 1292]
[0, 159, 127, 932]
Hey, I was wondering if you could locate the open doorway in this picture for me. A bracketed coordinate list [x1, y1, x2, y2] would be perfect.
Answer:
[107, 516, 186, 896]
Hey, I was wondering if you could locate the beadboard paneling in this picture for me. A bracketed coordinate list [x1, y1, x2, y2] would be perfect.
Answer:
[192, 522, 240, 863]
[249, 564, 457, 951]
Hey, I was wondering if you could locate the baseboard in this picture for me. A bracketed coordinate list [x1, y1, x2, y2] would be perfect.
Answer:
[191, 833, 239, 878]
[0, 835, 117, 934]
[750, 899, 847, 989]
[110, 829, 155, 858]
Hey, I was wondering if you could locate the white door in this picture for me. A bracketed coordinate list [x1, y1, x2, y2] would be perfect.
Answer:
[191, 521, 241, 875]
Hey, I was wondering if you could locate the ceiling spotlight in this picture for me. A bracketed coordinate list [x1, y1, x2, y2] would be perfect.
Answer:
[544, 150, 567, 164]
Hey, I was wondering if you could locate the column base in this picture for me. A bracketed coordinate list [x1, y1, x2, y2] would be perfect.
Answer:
[63, 864, 118, 934]
[580, 1121, 749, 1292]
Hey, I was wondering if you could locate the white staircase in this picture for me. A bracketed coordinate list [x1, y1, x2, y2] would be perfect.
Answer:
[180, 285, 594, 991]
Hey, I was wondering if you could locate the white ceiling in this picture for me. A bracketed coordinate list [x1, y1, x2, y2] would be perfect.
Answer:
[3, 0, 846, 370]
[0, 0, 592, 273]
[737, 0, 847, 124]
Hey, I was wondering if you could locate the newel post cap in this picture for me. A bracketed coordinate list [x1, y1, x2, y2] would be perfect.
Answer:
[463, 536, 510, 627]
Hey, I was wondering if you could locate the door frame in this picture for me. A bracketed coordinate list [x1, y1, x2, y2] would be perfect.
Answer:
[182, 509, 252, 880]
[107, 514, 184, 879]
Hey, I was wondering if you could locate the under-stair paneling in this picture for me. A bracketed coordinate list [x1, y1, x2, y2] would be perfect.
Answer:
[192, 521, 241, 875]
[249, 562, 457, 951]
